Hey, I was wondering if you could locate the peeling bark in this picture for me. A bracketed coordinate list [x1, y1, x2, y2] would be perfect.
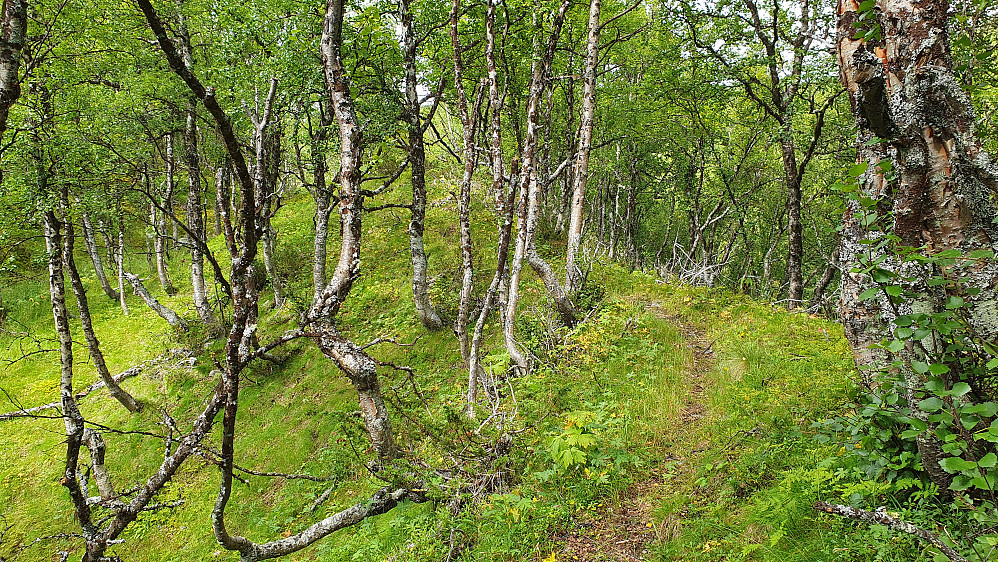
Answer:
[836, 0, 998, 492]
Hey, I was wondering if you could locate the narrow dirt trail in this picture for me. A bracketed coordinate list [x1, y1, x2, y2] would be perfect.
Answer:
[554, 302, 716, 561]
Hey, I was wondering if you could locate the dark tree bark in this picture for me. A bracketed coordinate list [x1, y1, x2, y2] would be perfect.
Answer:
[0, 0, 26, 143]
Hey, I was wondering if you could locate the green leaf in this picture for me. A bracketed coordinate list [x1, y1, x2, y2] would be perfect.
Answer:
[979, 453, 997, 468]
[871, 269, 894, 284]
[967, 250, 995, 259]
[951, 382, 972, 397]
[918, 396, 945, 412]
[945, 296, 965, 310]
[929, 364, 951, 376]
[950, 475, 974, 491]
[859, 287, 880, 300]
[939, 457, 978, 473]
[848, 162, 869, 177]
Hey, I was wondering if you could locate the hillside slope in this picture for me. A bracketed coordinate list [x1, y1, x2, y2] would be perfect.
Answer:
[0, 186, 918, 561]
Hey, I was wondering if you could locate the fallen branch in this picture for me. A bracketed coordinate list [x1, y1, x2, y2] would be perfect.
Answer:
[124, 272, 189, 331]
[1, 365, 143, 420]
[0, 352, 191, 421]
[814, 502, 969, 562]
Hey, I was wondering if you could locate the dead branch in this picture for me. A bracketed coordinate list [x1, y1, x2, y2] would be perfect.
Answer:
[124, 273, 189, 331]
[814, 502, 969, 562]
[0, 351, 193, 421]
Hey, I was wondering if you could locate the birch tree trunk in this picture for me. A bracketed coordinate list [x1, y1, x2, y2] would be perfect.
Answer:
[153, 197, 175, 294]
[310, 101, 334, 307]
[836, 0, 998, 491]
[247, 78, 284, 310]
[504, 0, 575, 371]
[64, 212, 142, 412]
[565, 0, 600, 294]
[0, 0, 26, 142]
[44, 209, 96, 555]
[467, 0, 513, 417]
[165, 133, 179, 247]
[310, 0, 397, 462]
[80, 210, 120, 301]
[125, 273, 189, 331]
[401, 0, 443, 331]
[185, 106, 216, 325]
[116, 219, 129, 316]
[450, 0, 479, 364]
[174, 17, 216, 326]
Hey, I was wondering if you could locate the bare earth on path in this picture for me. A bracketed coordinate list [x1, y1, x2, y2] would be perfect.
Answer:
[555, 302, 716, 561]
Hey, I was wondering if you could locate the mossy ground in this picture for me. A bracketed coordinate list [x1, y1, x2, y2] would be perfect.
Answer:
[0, 177, 905, 561]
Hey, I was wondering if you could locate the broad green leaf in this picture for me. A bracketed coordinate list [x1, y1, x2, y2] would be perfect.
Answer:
[951, 382, 972, 397]
[848, 162, 869, 177]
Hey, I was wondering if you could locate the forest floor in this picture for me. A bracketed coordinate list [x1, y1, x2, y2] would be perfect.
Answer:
[0, 191, 896, 561]
[556, 304, 714, 562]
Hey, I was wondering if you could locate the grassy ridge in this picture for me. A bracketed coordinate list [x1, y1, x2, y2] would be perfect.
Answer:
[0, 180, 890, 561]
